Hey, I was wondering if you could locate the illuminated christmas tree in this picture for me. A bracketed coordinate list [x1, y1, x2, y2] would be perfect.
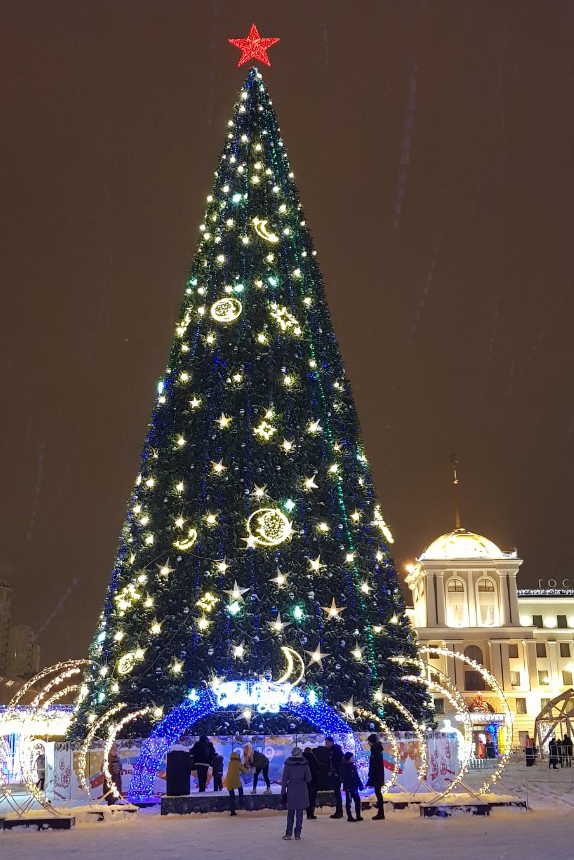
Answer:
[72, 62, 431, 738]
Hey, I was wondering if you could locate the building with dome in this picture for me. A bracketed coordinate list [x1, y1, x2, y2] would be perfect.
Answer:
[406, 524, 574, 751]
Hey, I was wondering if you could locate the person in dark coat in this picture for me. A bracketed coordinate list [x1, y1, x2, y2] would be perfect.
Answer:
[190, 734, 215, 792]
[212, 752, 224, 791]
[325, 736, 343, 818]
[563, 735, 573, 767]
[340, 752, 364, 822]
[303, 747, 320, 819]
[281, 747, 312, 840]
[367, 733, 385, 820]
[103, 743, 122, 805]
[548, 738, 559, 769]
[243, 743, 272, 794]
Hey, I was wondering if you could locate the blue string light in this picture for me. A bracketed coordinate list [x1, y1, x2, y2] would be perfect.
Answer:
[127, 687, 369, 800]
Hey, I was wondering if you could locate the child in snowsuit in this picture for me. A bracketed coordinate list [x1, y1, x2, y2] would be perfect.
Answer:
[212, 752, 224, 791]
[340, 751, 364, 821]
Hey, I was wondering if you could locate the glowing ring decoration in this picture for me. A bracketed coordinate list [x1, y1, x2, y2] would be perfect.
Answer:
[103, 708, 152, 802]
[375, 693, 428, 785]
[117, 652, 138, 676]
[252, 217, 279, 243]
[351, 708, 401, 795]
[210, 297, 242, 323]
[421, 646, 514, 796]
[247, 508, 293, 546]
[276, 646, 305, 686]
[78, 703, 127, 801]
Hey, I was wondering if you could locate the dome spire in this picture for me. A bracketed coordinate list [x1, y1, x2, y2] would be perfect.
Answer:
[451, 453, 461, 530]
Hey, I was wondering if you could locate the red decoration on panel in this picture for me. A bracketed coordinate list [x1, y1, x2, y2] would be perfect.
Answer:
[229, 24, 280, 67]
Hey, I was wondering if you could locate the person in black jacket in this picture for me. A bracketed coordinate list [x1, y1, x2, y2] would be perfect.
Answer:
[190, 735, 216, 792]
[367, 733, 385, 820]
[212, 752, 224, 792]
[303, 747, 320, 819]
[325, 736, 343, 818]
[340, 752, 364, 822]
[548, 738, 559, 769]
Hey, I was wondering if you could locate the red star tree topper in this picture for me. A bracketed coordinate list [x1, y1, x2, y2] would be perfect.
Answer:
[229, 23, 280, 67]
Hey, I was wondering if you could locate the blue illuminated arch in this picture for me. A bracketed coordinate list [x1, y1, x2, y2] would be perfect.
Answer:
[128, 687, 369, 801]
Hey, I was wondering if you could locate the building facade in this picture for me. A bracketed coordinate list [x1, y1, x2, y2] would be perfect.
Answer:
[0, 580, 41, 691]
[406, 528, 574, 750]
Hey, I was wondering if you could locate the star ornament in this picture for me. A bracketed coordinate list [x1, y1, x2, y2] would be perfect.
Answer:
[229, 24, 280, 67]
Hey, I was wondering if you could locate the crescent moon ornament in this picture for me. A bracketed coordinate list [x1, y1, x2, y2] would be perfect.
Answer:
[247, 508, 292, 546]
[276, 646, 305, 686]
[252, 217, 279, 243]
[210, 297, 242, 323]
[173, 528, 198, 551]
[117, 652, 137, 676]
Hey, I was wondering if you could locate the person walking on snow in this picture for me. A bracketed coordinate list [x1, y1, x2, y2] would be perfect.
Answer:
[340, 751, 364, 822]
[225, 751, 249, 816]
[325, 735, 343, 818]
[367, 733, 386, 819]
[243, 742, 272, 794]
[190, 734, 215, 792]
[281, 747, 312, 840]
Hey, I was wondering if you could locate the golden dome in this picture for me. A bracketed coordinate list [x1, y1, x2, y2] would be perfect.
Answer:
[420, 528, 503, 560]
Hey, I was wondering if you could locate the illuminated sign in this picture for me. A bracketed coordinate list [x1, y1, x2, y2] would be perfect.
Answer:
[210, 680, 302, 713]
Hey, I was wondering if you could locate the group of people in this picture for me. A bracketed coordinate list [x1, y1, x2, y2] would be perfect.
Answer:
[523, 733, 573, 768]
[548, 735, 573, 769]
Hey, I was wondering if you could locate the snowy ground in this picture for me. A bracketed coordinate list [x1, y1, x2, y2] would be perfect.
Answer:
[2, 762, 574, 859]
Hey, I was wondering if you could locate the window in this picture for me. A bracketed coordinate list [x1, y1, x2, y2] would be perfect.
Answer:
[536, 642, 547, 658]
[508, 644, 519, 658]
[446, 578, 467, 627]
[476, 577, 498, 626]
[540, 698, 550, 710]
[557, 615, 568, 629]
[464, 644, 484, 664]
[533, 615, 543, 628]
[515, 698, 527, 714]
[465, 670, 486, 691]
[433, 698, 445, 714]
[538, 670, 549, 685]
[563, 671, 573, 687]
[510, 671, 521, 686]
[560, 643, 571, 658]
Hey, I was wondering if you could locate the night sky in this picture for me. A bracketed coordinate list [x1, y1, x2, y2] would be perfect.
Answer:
[2, 1, 574, 666]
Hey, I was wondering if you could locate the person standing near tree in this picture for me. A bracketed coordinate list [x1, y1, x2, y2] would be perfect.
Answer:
[325, 736, 343, 818]
[281, 747, 312, 841]
[367, 734, 385, 820]
[212, 751, 224, 792]
[190, 734, 215, 792]
[243, 742, 272, 794]
[103, 743, 123, 805]
[225, 751, 249, 816]
[302, 747, 320, 819]
[340, 752, 364, 822]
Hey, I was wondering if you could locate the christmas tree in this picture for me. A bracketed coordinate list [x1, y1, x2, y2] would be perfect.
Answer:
[72, 65, 431, 738]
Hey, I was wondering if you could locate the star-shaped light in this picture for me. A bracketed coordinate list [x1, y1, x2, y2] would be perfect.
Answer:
[269, 568, 287, 587]
[305, 647, 329, 668]
[304, 475, 318, 490]
[229, 24, 280, 68]
[157, 560, 174, 577]
[268, 612, 291, 634]
[351, 642, 363, 660]
[216, 558, 229, 573]
[360, 581, 372, 595]
[224, 580, 250, 602]
[281, 439, 294, 452]
[189, 397, 201, 409]
[252, 484, 267, 499]
[174, 515, 186, 529]
[242, 535, 257, 549]
[233, 642, 246, 661]
[218, 413, 232, 428]
[322, 598, 345, 620]
[342, 696, 356, 718]
[308, 556, 324, 572]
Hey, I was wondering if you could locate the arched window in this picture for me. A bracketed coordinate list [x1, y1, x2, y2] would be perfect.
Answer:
[464, 645, 486, 691]
[476, 577, 498, 626]
[446, 577, 467, 627]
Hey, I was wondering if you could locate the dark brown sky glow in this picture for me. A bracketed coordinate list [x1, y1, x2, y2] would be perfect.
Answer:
[1, 1, 574, 665]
